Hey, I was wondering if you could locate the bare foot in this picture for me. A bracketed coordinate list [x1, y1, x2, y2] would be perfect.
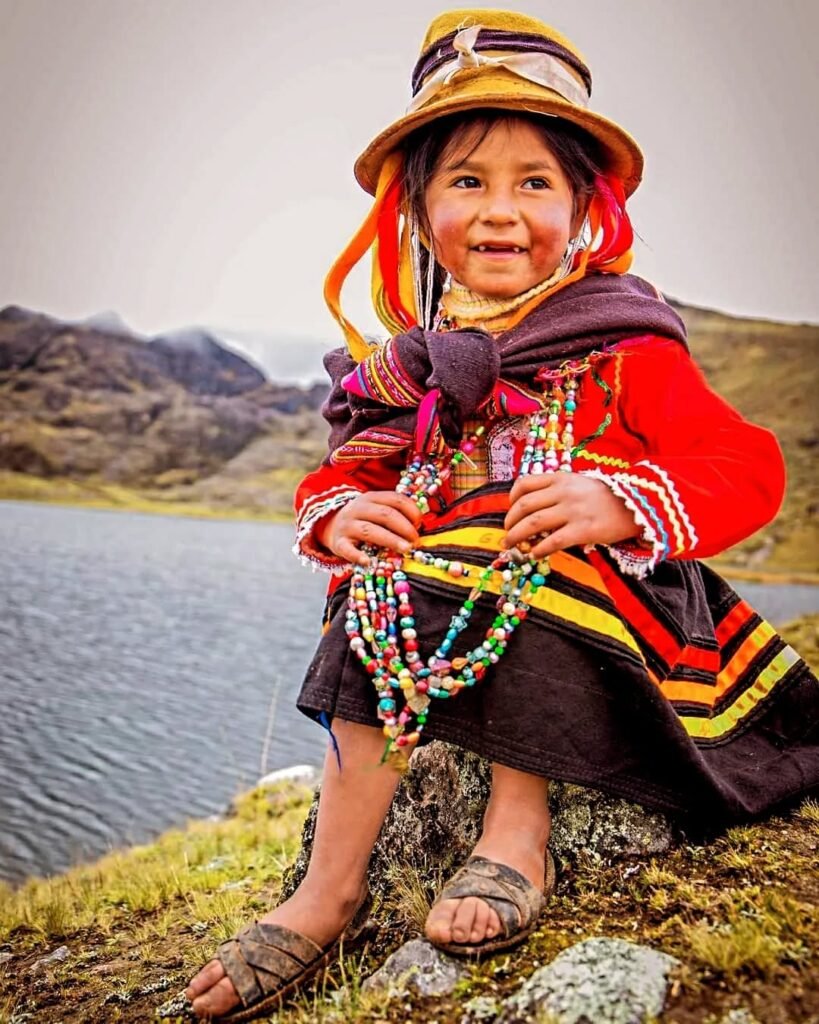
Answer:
[424, 833, 548, 949]
[185, 883, 365, 1019]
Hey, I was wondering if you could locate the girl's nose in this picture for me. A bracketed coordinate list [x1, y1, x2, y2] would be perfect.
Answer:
[478, 188, 519, 225]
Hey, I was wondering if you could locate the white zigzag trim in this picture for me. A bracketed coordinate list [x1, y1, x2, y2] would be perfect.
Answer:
[622, 475, 687, 554]
[293, 485, 363, 574]
[581, 469, 665, 578]
[634, 460, 699, 551]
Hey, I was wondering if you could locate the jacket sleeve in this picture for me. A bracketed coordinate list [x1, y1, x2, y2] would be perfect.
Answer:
[293, 456, 403, 572]
[584, 338, 786, 576]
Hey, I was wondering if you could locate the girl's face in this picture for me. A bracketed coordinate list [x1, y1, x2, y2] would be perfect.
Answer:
[424, 119, 583, 299]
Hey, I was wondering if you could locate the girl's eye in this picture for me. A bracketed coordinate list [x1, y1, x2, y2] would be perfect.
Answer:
[522, 178, 549, 190]
[453, 176, 481, 189]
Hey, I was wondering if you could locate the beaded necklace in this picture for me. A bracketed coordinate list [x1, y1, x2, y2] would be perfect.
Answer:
[345, 359, 590, 768]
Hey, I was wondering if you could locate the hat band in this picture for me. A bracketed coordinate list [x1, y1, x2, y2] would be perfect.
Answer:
[412, 27, 592, 95]
[407, 25, 590, 114]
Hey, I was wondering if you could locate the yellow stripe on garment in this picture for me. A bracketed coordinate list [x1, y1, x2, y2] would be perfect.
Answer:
[679, 646, 800, 740]
[715, 621, 777, 700]
[414, 528, 611, 598]
[404, 554, 642, 658]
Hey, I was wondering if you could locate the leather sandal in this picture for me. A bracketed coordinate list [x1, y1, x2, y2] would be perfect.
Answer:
[428, 853, 556, 958]
[209, 892, 374, 1022]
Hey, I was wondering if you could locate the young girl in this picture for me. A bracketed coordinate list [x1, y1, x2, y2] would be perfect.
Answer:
[187, 9, 819, 1021]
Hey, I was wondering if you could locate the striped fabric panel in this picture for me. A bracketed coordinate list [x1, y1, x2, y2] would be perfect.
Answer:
[404, 549, 644, 659]
[329, 426, 413, 463]
[679, 645, 802, 740]
[405, 485, 811, 747]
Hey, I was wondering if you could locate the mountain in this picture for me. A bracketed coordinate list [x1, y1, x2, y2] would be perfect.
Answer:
[0, 306, 329, 517]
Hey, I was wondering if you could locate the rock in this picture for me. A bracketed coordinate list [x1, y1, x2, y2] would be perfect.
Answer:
[0, 951, 12, 965]
[362, 938, 470, 998]
[257, 764, 321, 788]
[28, 944, 70, 974]
[496, 937, 680, 1024]
[283, 742, 676, 900]
[461, 994, 502, 1023]
[548, 781, 676, 860]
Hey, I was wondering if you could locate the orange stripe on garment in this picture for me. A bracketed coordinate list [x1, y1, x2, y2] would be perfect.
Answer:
[715, 599, 756, 646]
[659, 678, 719, 708]
[715, 621, 778, 701]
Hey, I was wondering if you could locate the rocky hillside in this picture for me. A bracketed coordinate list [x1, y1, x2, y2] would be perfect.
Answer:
[0, 306, 329, 517]
[669, 302, 819, 575]
[0, 300, 816, 572]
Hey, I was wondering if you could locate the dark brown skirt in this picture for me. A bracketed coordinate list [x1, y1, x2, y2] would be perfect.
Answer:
[297, 492, 819, 824]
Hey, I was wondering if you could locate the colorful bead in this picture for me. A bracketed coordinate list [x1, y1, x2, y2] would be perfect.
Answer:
[346, 361, 588, 760]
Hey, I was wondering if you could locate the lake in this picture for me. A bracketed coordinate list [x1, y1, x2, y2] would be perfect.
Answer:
[0, 501, 816, 884]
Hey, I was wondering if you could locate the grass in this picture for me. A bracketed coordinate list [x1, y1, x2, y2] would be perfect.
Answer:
[0, 471, 292, 523]
[0, 618, 816, 1023]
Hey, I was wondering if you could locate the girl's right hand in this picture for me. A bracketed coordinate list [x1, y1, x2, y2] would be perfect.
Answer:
[315, 492, 422, 566]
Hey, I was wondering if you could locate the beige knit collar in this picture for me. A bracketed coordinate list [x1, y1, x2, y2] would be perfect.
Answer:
[438, 268, 564, 332]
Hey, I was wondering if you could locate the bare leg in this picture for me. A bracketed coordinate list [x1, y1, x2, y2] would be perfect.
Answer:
[425, 763, 550, 947]
[186, 719, 401, 1019]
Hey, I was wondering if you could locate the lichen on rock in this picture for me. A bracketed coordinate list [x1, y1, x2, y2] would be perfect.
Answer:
[495, 937, 680, 1024]
[283, 741, 677, 902]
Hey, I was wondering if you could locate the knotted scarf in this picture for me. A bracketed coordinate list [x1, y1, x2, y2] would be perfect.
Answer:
[322, 273, 687, 464]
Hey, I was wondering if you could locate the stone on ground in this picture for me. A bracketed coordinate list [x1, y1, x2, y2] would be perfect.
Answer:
[495, 937, 680, 1024]
[362, 938, 470, 998]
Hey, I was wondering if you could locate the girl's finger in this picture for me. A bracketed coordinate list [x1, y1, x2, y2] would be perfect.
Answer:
[334, 536, 371, 566]
[504, 507, 567, 548]
[504, 486, 561, 531]
[358, 504, 420, 543]
[350, 521, 414, 554]
[364, 491, 424, 524]
[530, 525, 579, 559]
[508, 473, 559, 505]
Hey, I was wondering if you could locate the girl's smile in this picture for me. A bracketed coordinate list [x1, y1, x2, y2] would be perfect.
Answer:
[424, 119, 582, 299]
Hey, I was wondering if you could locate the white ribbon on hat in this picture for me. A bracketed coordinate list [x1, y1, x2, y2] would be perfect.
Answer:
[407, 25, 590, 113]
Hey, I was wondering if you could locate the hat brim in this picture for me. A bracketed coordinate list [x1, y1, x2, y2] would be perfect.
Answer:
[354, 73, 643, 197]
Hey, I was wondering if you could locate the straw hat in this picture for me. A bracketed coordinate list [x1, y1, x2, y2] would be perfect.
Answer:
[354, 8, 643, 196]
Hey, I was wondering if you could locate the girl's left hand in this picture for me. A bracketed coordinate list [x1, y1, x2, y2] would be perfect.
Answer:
[503, 473, 641, 559]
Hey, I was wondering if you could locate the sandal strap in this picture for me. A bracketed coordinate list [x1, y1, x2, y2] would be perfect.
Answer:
[217, 921, 323, 1007]
[215, 892, 373, 1010]
[437, 855, 545, 938]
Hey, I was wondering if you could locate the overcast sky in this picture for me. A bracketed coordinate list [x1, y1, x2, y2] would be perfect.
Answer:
[1, 0, 817, 360]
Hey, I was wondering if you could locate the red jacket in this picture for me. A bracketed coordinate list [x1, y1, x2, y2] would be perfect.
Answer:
[294, 336, 785, 586]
